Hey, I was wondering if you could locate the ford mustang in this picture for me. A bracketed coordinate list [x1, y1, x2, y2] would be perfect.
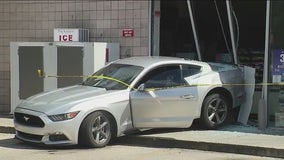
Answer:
[14, 56, 245, 147]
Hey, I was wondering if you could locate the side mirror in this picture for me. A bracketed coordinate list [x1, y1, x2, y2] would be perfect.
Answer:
[137, 83, 146, 91]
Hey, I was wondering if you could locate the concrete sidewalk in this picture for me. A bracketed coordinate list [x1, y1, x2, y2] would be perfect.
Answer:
[1, 114, 284, 158]
[117, 126, 284, 158]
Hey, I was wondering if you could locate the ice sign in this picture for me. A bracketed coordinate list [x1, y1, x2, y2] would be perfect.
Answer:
[54, 29, 79, 42]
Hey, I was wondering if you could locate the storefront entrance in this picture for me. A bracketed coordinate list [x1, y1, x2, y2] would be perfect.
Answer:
[152, 0, 272, 126]
[155, 0, 266, 63]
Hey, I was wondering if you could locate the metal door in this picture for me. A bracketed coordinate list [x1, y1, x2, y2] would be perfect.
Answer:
[57, 46, 83, 88]
[18, 46, 44, 99]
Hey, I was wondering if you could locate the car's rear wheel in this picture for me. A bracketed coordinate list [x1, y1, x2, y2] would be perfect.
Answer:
[79, 111, 114, 148]
[201, 93, 229, 129]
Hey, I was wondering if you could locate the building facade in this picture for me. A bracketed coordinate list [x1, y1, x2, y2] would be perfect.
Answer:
[0, 0, 151, 113]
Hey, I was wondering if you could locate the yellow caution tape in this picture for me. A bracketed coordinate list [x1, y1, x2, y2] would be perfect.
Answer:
[88, 75, 131, 88]
[39, 74, 284, 92]
[45, 75, 132, 88]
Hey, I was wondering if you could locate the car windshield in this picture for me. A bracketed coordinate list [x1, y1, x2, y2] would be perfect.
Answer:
[82, 63, 143, 90]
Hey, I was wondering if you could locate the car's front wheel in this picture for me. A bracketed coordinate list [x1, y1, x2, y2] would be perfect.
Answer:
[79, 111, 114, 148]
[201, 93, 229, 129]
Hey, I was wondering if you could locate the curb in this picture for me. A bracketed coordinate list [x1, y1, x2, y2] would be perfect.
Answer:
[0, 126, 15, 134]
[116, 136, 284, 159]
[0, 114, 14, 134]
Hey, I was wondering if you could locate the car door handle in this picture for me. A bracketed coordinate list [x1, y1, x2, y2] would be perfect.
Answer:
[180, 95, 195, 99]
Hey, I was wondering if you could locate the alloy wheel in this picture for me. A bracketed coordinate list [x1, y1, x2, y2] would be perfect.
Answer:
[207, 97, 228, 125]
[91, 115, 111, 145]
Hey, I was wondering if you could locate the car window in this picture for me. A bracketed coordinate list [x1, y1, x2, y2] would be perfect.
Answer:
[138, 65, 185, 89]
[83, 63, 143, 90]
[182, 65, 201, 78]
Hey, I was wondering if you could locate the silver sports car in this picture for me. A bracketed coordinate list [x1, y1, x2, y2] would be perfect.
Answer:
[14, 56, 245, 148]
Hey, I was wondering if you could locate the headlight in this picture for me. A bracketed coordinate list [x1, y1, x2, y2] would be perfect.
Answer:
[48, 111, 80, 122]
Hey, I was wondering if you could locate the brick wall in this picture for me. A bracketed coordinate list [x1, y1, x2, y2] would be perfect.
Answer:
[0, 0, 150, 113]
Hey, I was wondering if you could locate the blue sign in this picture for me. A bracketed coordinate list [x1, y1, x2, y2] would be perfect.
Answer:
[273, 49, 284, 81]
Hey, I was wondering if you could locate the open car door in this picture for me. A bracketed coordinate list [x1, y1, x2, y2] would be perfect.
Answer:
[130, 65, 199, 128]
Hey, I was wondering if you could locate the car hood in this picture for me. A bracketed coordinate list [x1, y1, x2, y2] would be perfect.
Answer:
[18, 85, 117, 113]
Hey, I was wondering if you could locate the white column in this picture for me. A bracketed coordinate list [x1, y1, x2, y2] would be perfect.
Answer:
[226, 0, 238, 64]
[259, 0, 270, 129]
[148, 1, 152, 56]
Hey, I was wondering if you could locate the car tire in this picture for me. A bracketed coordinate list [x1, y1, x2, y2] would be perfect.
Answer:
[201, 93, 229, 129]
[79, 111, 114, 148]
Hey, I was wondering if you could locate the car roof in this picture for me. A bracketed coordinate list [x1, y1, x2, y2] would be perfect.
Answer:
[114, 56, 209, 68]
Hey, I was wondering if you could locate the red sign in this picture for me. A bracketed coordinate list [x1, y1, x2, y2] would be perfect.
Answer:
[122, 29, 134, 37]
[155, 11, 161, 17]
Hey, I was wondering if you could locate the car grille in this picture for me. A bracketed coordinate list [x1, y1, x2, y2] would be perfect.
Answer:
[17, 131, 43, 142]
[14, 112, 45, 128]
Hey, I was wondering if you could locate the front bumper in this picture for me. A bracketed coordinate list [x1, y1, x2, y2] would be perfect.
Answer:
[14, 108, 81, 145]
